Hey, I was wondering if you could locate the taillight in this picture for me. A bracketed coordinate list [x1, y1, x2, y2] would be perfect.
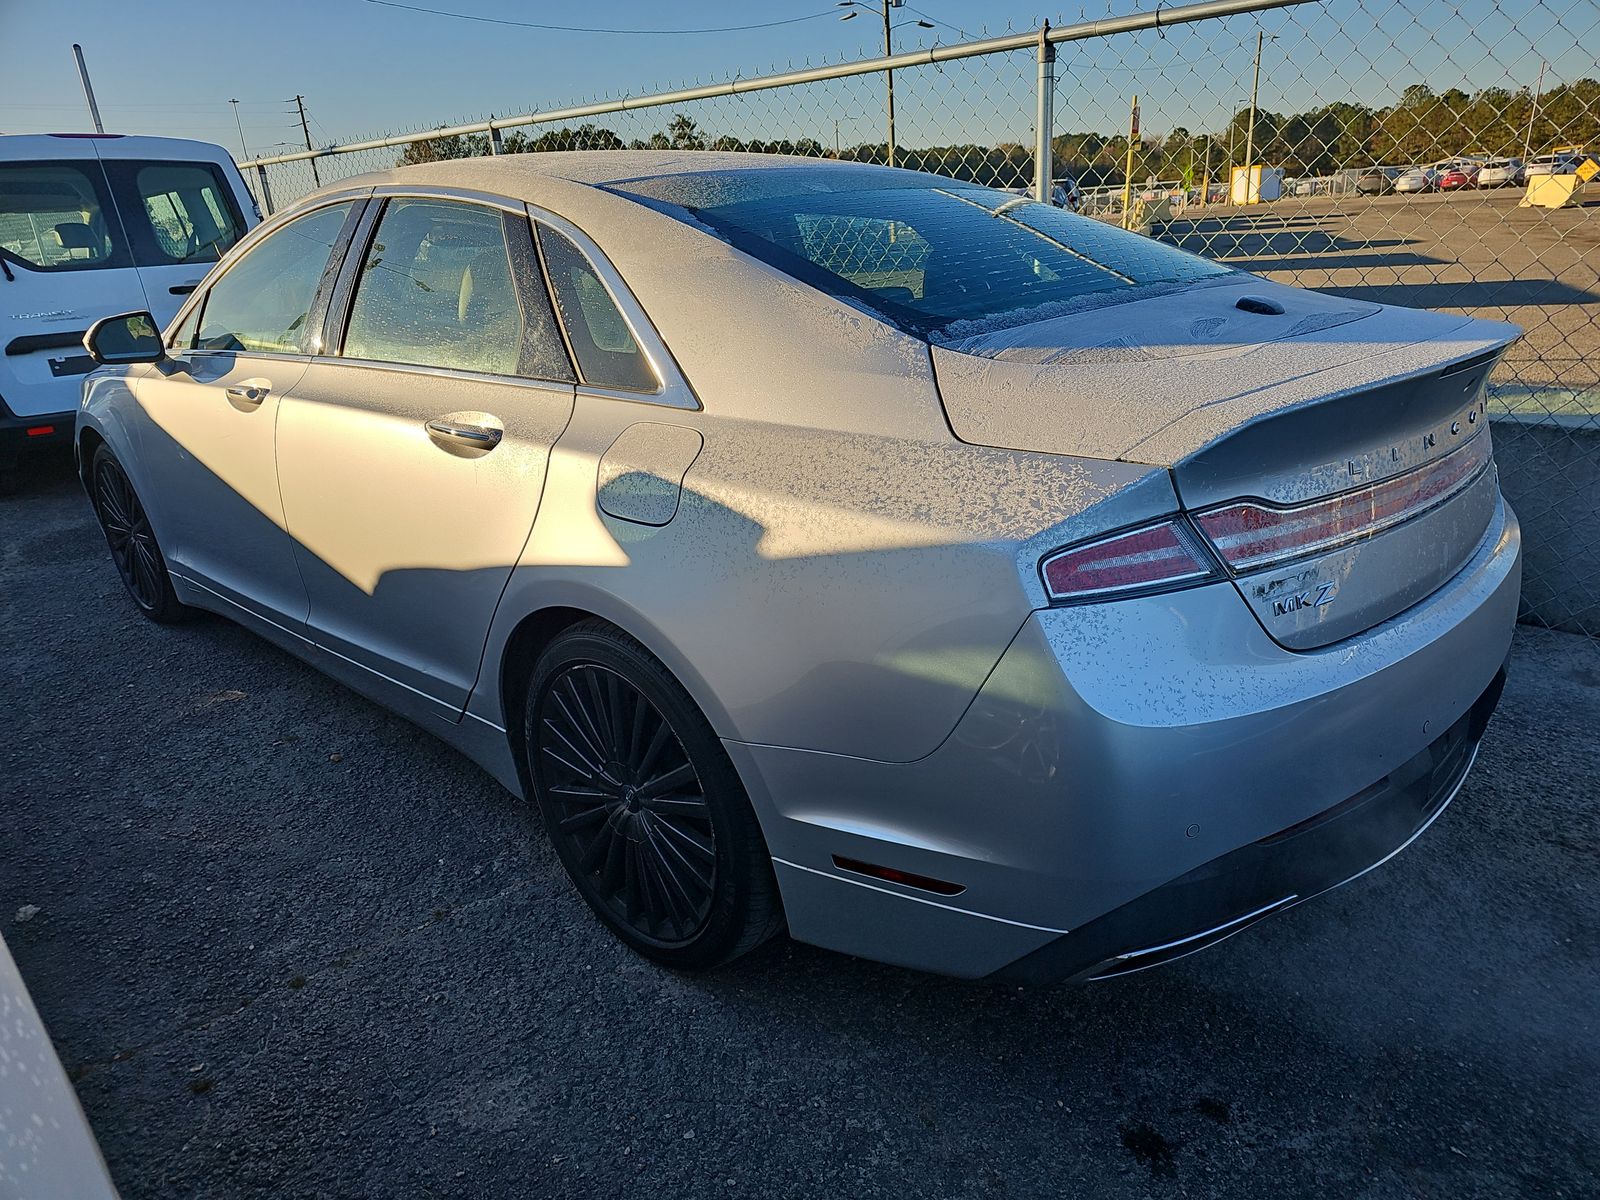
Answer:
[1041, 519, 1218, 603]
[1194, 430, 1492, 573]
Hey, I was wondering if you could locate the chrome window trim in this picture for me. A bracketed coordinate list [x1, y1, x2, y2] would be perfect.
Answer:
[526, 204, 699, 412]
[177, 348, 314, 365]
[163, 191, 372, 351]
[212, 182, 698, 411]
[308, 354, 579, 397]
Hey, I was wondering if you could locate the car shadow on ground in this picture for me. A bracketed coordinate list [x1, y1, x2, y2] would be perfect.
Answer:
[7, 426, 1598, 1198]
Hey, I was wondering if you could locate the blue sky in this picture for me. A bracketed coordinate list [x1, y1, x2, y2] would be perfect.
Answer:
[3, 1, 1594, 157]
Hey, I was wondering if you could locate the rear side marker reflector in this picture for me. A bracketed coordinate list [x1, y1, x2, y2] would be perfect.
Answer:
[26, 425, 56, 437]
[832, 855, 966, 896]
[1195, 430, 1493, 573]
[1041, 519, 1217, 603]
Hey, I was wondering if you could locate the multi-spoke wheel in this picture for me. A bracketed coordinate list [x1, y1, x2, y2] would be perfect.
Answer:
[90, 445, 188, 623]
[526, 621, 782, 968]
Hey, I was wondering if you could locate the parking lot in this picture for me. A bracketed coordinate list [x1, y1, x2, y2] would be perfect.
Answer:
[1163, 190, 1600, 418]
[1, 448, 1597, 1198]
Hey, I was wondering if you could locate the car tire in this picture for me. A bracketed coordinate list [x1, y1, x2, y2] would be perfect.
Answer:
[524, 620, 784, 970]
[90, 444, 190, 624]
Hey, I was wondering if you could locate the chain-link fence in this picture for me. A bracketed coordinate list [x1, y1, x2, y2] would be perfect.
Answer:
[241, 0, 1600, 635]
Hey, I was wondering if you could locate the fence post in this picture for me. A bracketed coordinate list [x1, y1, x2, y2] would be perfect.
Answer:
[490, 119, 504, 155]
[1033, 22, 1056, 203]
[255, 164, 275, 217]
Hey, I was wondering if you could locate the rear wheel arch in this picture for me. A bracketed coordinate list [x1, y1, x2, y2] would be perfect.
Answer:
[497, 601, 737, 799]
[76, 425, 105, 491]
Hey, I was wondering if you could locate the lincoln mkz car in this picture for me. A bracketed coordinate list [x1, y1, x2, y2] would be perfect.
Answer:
[77, 152, 1520, 982]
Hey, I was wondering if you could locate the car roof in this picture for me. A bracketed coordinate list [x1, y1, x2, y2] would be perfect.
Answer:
[0, 132, 238, 163]
[315, 150, 925, 219]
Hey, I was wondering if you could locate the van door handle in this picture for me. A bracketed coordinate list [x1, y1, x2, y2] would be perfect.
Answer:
[169, 282, 202, 295]
[225, 381, 270, 403]
[426, 418, 503, 450]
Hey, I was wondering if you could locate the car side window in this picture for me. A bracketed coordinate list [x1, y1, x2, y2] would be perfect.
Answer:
[342, 198, 571, 381]
[193, 202, 354, 354]
[537, 225, 659, 393]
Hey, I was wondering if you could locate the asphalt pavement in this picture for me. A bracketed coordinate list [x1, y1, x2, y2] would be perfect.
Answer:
[2, 446, 1597, 1199]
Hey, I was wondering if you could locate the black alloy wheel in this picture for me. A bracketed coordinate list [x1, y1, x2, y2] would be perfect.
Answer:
[91, 445, 187, 623]
[526, 622, 782, 968]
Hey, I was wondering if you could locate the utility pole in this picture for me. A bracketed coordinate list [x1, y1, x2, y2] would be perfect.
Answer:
[1522, 60, 1547, 163]
[292, 94, 321, 187]
[1242, 29, 1266, 203]
[228, 99, 248, 161]
[839, 1, 928, 168]
[882, 1, 896, 169]
[72, 44, 104, 134]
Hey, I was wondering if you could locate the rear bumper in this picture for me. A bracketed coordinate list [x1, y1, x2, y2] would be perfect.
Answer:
[997, 667, 1503, 982]
[729, 496, 1522, 980]
[0, 399, 75, 466]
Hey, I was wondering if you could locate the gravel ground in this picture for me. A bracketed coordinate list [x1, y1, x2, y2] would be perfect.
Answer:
[3, 446, 1598, 1199]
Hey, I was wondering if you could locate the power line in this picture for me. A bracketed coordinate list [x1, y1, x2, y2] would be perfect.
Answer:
[904, 5, 974, 39]
[359, 0, 840, 35]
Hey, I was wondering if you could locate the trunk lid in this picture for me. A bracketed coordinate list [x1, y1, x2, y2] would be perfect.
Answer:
[931, 278, 1518, 648]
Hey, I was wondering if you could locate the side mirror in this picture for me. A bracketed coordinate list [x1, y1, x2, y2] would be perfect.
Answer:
[84, 311, 165, 365]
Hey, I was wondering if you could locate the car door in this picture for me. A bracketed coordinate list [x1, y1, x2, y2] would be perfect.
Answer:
[274, 193, 577, 719]
[0, 156, 148, 421]
[130, 199, 361, 632]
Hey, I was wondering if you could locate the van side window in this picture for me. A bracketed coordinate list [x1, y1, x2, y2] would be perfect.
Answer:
[194, 202, 354, 355]
[341, 198, 573, 381]
[0, 161, 129, 271]
[103, 161, 247, 266]
[536, 226, 659, 393]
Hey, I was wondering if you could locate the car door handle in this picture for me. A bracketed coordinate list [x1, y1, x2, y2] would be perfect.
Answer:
[426, 418, 503, 450]
[169, 282, 202, 295]
[225, 381, 270, 403]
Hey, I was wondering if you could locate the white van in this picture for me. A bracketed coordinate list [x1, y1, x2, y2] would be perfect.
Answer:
[0, 133, 259, 489]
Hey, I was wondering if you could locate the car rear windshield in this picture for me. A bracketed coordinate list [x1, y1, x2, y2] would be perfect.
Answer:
[0, 157, 245, 273]
[0, 161, 129, 271]
[610, 167, 1232, 340]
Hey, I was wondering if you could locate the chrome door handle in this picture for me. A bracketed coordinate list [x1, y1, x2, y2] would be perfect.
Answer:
[225, 383, 270, 402]
[426, 419, 503, 449]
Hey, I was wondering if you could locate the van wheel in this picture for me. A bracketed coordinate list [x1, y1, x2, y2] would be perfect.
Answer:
[524, 621, 783, 969]
[90, 445, 189, 624]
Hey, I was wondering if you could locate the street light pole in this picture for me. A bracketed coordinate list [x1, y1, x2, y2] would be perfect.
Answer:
[228, 99, 249, 161]
[1522, 60, 1547, 163]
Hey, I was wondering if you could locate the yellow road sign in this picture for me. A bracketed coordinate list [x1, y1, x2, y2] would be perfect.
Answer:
[1577, 157, 1599, 184]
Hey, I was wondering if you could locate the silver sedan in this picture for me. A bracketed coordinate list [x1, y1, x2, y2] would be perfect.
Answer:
[78, 152, 1520, 982]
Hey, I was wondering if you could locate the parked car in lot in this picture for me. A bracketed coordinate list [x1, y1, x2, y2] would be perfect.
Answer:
[0, 933, 119, 1198]
[1476, 157, 1524, 187]
[1394, 166, 1437, 193]
[1524, 149, 1586, 178]
[1353, 166, 1400, 195]
[1438, 164, 1479, 190]
[0, 133, 258, 493]
[78, 152, 1521, 982]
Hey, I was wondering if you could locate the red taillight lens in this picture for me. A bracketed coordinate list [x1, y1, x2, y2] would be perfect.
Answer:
[1195, 431, 1492, 573]
[1041, 519, 1216, 602]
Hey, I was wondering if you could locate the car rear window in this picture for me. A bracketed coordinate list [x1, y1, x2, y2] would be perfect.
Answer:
[611, 167, 1232, 340]
[0, 157, 246, 273]
[0, 160, 129, 271]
